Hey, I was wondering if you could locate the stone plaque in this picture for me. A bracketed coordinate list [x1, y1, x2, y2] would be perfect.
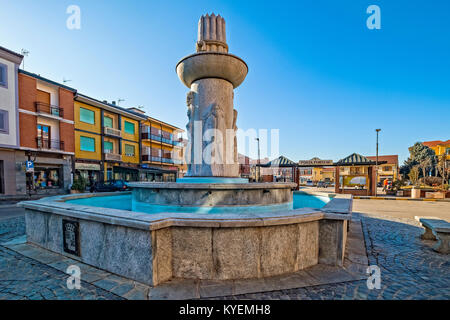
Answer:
[62, 220, 80, 256]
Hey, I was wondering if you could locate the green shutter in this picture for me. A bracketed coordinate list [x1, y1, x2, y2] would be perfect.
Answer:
[124, 121, 135, 134]
[104, 141, 113, 152]
[104, 116, 113, 128]
[124, 144, 135, 156]
[80, 136, 95, 152]
[80, 108, 95, 124]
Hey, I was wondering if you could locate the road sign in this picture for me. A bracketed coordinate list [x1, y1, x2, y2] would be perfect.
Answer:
[26, 160, 34, 173]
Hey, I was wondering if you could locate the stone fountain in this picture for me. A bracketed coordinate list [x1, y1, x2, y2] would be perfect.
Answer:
[19, 15, 352, 294]
[130, 14, 296, 212]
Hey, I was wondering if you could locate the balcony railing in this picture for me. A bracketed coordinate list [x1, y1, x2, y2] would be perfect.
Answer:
[36, 137, 64, 151]
[141, 154, 183, 165]
[104, 127, 122, 138]
[141, 133, 185, 147]
[35, 102, 64, 118]
[104, 152, 122, 162]
[142, 155, 162, 162]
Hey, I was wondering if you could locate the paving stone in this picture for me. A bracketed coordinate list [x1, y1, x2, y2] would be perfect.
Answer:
[1, 208, 449, 300]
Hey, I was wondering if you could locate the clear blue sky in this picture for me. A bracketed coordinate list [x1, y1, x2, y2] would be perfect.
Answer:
[1, 0, 449, 164]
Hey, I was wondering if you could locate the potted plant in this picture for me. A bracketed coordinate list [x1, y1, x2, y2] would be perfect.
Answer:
[408, 165, 421, 198]
[70, 175, 87, 194]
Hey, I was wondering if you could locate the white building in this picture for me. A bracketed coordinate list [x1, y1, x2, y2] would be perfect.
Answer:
[0, 46, 23, 195]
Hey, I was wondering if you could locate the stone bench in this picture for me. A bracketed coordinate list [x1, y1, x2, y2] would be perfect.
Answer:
[419, 218, 450, 254]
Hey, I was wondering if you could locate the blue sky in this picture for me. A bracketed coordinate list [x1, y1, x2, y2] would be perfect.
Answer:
[1, 0, 449, 164]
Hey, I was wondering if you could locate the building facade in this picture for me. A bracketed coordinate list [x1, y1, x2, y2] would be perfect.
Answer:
[423, 140, 450, 166]
[0, 47, 23, 196]
[299, 167, 313, 184]
[140, 115, 185, 181]
[74, 95, 146, 186]
[18, 70, 76, 195]
[366, 155, 399, 183]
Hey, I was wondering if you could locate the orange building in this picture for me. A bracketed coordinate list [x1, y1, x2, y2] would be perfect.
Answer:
[18, 70, 76, 195]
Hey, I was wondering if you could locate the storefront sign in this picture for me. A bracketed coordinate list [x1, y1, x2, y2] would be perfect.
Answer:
[25, 160, 34, 173]
[62, 220, 80, 256]
[298, 159, 333, 166]
[75, 163, 101, 171]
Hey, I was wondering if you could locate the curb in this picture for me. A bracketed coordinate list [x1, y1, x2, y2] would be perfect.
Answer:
[353, 196, 450, 202]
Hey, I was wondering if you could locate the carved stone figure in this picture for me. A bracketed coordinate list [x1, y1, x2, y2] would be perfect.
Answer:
[232, 109, 238, 163]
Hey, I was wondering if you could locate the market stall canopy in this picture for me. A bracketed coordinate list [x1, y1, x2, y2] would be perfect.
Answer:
[334, 153, 387, 166]
[258, 156, 298, 167]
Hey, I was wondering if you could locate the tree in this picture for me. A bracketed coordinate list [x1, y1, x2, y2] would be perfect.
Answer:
[418, 158, 432, 178]
[403, 142, 436, 177]
[436, 154, 450, 188]
[408, 165, 420, 186]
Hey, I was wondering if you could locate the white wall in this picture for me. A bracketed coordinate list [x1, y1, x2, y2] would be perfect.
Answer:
[36, 81, 59, 106]
[0, 57, 18, 147]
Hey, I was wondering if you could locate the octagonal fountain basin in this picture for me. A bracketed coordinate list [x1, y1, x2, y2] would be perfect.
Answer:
[19, 190, 352, 287]
[63, 190, 332, 213]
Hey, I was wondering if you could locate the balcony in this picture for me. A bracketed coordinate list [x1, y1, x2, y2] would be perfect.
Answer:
[35, 102, 64, 118]
[36, 138, 64, 151]
[141, 133, 185, 148]
[104, 127, 122, 138]
[142, 154, 183, 165]
[104, 152, 122, 162]
[142, 154, 162, 162]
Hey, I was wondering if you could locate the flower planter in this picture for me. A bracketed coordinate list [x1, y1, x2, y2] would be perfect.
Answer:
[411, 188, 421, 199]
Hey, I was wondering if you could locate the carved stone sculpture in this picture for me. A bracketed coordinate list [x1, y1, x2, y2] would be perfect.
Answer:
[177, 14, 248, 177]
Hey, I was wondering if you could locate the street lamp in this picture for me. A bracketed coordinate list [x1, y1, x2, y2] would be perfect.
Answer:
[375, 129, 381, 197]
[255, 137, 261, 182]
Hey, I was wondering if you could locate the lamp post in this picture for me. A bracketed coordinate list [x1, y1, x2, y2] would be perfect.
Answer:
[375, 129, 381, 196]
[255, 137, 261, 182]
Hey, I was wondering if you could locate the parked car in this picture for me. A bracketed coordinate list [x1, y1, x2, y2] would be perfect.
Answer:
[306, 180, 313, 186]
[90, 180, 129, 193]
[317, 181, 330, 188]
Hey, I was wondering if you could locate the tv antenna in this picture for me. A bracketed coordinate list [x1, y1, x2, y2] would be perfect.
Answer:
[63, 78, 72, 84]
[118, 98, 125, 105]
[20, 49, 30, 70]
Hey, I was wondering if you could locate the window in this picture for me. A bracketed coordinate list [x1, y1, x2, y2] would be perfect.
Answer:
[446, 148, 450, 155]
[80, 107, 95, 124]
[104, 116, 113, 128]
[34, 166, 61, 189]
[104, 141, 113, 153]
[383, 166, 391, 171]
[37, 124, 51, 148]
[0, 63, 7, 88]
[80, 136, 95, 152]
[124, 144, 135, 156]
[0, 110, 8, 134]
[124, 121, 135, 134]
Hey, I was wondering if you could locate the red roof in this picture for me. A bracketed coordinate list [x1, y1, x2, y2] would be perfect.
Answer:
[366, 155, 398, 165]
[423, 140, 450, 147]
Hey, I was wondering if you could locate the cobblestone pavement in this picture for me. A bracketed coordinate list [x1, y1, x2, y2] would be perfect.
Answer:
[0, 216, 122, 300]
[0, 210, 449, 300]
[216, 213, 450, 300]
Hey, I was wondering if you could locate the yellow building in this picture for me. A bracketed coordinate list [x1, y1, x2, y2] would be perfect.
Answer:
[140, 114, 186, 182]
[423, 140, 450, 164]
[312, 167, 335, 182]
[74, 94, 146, 186]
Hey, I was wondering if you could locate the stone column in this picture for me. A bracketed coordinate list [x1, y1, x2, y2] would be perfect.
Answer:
[177, 14, 248, 178]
